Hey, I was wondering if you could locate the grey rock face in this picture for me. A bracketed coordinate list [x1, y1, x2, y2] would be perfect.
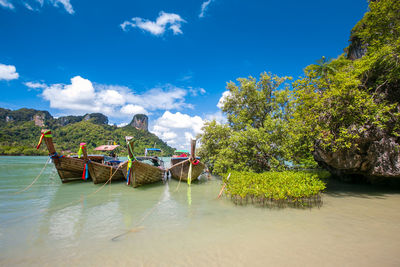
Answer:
[313, 127, 400, 182]
[130, 114, 148, 131]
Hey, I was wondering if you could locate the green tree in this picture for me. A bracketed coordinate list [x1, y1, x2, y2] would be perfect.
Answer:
[199, 73, 302, 174]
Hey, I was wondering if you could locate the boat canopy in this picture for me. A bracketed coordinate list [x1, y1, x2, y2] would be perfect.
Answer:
[94, 145, 120, 151]
[145, 148, 162, 156]
[174, 150, 189, 154]
[145, 148, 162, 152]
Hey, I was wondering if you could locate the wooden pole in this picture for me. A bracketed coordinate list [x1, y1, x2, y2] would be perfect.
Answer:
[217, 173, 231, 199]
[126, 136, 134, 158]
[126, 136, 134, 185]
[42, 129, 59, 164]
[190, 139, 196, 161]
[81, 143, 94, 181]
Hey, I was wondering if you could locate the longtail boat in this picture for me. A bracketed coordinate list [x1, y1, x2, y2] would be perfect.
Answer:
[170, 149, 189, 166]
[168, 139, 206, 183]
[81, 142, 124, 184]
[37, 130, 103, 183]
[120, 137, 165, 188]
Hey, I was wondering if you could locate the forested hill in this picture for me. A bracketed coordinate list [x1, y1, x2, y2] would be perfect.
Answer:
[0, 108, 175, 156]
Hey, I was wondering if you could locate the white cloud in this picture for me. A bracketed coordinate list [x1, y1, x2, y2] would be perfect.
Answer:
[151, 111, 205, 149]
[36, 75, 195, 121]
[120, 104, 148, 115]
[1, 0, 73, 13]
[188, 86, 206, 96]
[0, 0, 14, 9]
[199, 0, 213, 18]
[98, 89, 125, 105]
[204, 110, 226, 124]
[117, 122, 128, 127]
[42, 76, 97, 112]
[217, 90, 231, 109]
[120, 11, 186, 36]
[24, 2, 34, 10]
[51, 0, 74, 14]
[0, 63, 19, 81]
[24, 81, 47, 89]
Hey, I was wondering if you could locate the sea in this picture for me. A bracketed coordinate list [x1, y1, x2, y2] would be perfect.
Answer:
[0, 156, 400, 266]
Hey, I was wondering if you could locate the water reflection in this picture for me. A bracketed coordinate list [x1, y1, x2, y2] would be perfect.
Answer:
[2, 157, 400, 266]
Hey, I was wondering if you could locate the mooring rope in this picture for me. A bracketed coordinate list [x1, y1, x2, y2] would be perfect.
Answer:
[174, 161, 185, 192]
[2, 164, 123, 226]
[13, 157, 51, 195]
[111, 183, 168, 242]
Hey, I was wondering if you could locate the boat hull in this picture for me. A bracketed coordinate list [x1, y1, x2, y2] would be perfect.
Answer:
[168, 159, 205, 182]
[88, 161, 124, 184]
[53, 157, 86, 183]
[121, 160, 165, 188]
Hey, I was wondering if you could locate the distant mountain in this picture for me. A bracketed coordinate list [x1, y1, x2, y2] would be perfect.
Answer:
[0, 108, 175, 156]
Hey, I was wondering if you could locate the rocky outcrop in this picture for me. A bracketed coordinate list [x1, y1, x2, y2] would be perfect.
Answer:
[314, 126, 400, 182]
[33, 114, 45, 127]
[56, 113, 108, 126]
[346, 36, 367, 60]
[0, 108, 51, 125]
[82, 113, 108, 125]
[129, 114, 148, 131]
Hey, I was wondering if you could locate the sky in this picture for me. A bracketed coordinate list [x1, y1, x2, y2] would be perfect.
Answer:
[0, 0, 368, 149]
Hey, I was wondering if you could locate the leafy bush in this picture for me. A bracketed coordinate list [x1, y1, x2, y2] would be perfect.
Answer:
[223, 171, 327, 207]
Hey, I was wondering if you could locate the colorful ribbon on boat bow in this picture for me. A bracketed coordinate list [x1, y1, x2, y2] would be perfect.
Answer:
[82, 160, 90, 180]
[36, 130, 52, 150]
[126, 155, 135, 185]
[78, 143, 86, 158]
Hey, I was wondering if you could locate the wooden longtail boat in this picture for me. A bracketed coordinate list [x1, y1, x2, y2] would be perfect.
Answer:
[81, 143, 124, 184]
[168, 139, 205, 183]
[170, 149, 189, 166]
[37, 129, 103, 183]
[120, 137, 165, 188]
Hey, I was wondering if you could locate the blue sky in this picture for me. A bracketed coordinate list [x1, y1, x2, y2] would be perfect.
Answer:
[0, 0, 368, 148]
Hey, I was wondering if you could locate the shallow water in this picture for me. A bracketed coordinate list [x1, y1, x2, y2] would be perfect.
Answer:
[1, 156, 400, 266]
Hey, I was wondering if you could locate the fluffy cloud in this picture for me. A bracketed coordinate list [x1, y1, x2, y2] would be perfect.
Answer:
[0, 0, 14, 9]
[188, 86, 206, 96]
[1, 0, 74, 14]
[199, 0, 213, 18]
[33, 75, 193, 120]
[120, 104, 148, 115]
[217, 90, 231, 109]
[151, 111, 205, 149]
[204, 110, 226, 124]
[51, 0, 74, 14]
[24, 81, 47, 91]
[0, 63, 19, 81]
[121, 11, 186, 36]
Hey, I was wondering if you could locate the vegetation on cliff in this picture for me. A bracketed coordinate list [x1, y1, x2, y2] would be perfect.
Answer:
[0, 109, 175, 156]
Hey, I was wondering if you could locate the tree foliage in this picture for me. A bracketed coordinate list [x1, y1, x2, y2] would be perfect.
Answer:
[199, 73, 303, 174]
[293, 0, 400, 153]
[199, 0, 400, 175]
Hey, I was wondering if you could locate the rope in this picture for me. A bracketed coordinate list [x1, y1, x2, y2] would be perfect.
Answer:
[2, 164, 123, 226]
[13, 157, 51, 195]
[174, 161, 185, 192]
[187, 160, 192, 185]
[111, 184, 167, 241]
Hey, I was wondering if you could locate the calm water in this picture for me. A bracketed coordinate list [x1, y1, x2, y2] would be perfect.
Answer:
[1, 156, 400, 266]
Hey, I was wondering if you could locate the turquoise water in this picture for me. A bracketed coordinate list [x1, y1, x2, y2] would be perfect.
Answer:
[1, 156, 400, 266]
